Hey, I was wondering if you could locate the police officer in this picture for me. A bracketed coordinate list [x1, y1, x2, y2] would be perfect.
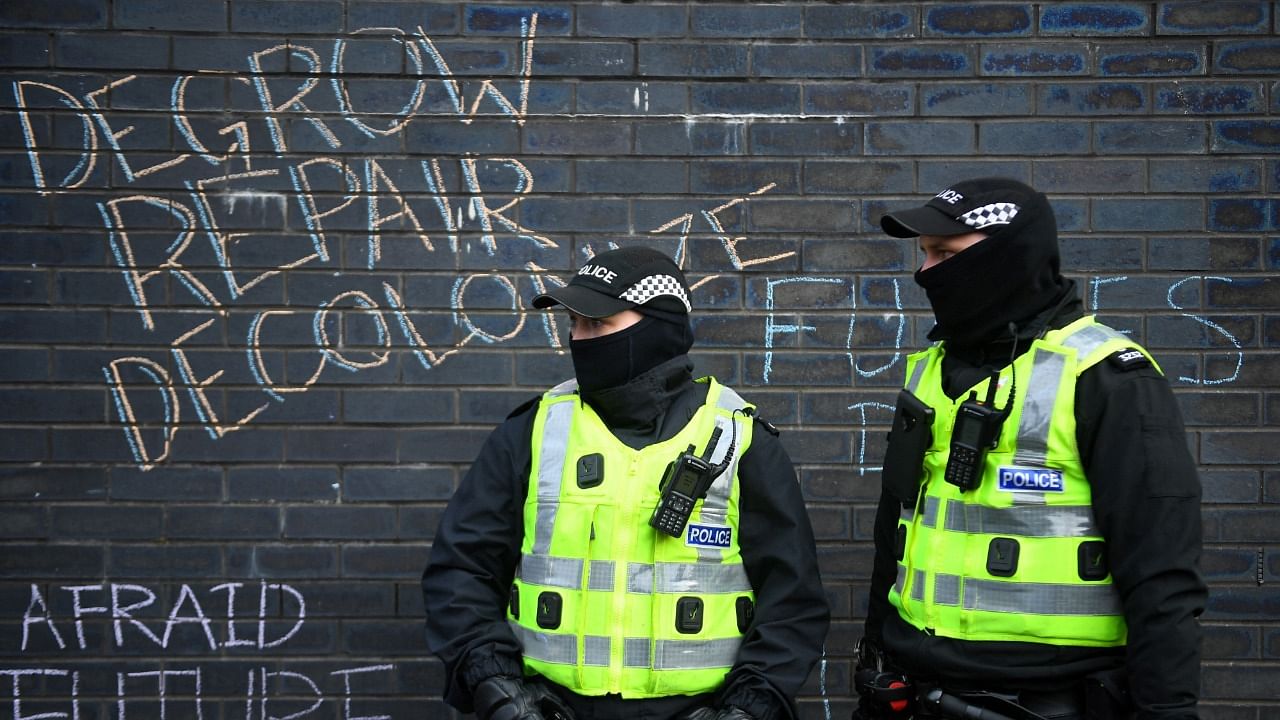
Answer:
[859, 178, 1206, 719]
[423, 246, 830, 720]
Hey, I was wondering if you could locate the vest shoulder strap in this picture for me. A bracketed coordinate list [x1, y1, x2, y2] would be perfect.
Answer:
[1051, 317, 1157, 376]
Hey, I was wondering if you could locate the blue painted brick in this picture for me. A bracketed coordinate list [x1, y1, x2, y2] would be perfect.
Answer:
[172, 36, 285, 72]
[1039, 3, 1151, 36]
[532, 41, 633, 76]
[1039, 82, 1149, 115]
[524, 120, 631, 155]
[918, 161, 1029, 190]
[923, 4, 1032, 37]
[1212, 120, 1280, 153]
[751, 122, 861, 157]
[870, 46, 974, 77]
[464, 5, 570, 36]
[1214, 40, 1280, 74]
[1050, 198, 1089, 231]
[804, 6, 917, 39]
[639, 42, 748, 77]
[635, 120, 748, 157]
[691, 82, 801, 115]
[692, 5, 802, 38]
[1154, 81, 1265, 114]
[0, 0, 107, 28]
[1207, 276, 1280, 309]
[866, 121, 975, 156]
[1093, 198, 1205, 232]
[804, 160, 914, 195]
[1098, 43, 1206, 76]
[922, 82, 1032, 116]
[346, 2, 457, 34]
[115, 0, 225, 31]
[0, 32, 49, 67]
[1209, 199, 1278, 232]
[231, 1, 342, 34]
[690, 160, 800, 194]
[1060, 236, 1145, 271]
[752, 43, 862, 79]
[805, 83, 914, 116]
[54, 32, 170, 70]
[749, 200, 855, 232]
[1096, 121, 1208, 154]
[978, 121, 1090, 155]
[577, 4, 686, 38]
[577, 81, 687, 115]
[519, 197, 629, 232]
[1151, 159, 1263, 192]
[1149, 237, 1262, 270]
[1157, 1, 1271, 35]
[980, 43, 1090, 75]
[576, 159, 688, 194]
[1033, 159, 1144, 193]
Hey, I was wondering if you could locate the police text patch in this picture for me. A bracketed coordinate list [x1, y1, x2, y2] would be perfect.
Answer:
[998, 466, 1065, 493]
[686, 523, 732, 548]
[1107, 348, 1151, 371]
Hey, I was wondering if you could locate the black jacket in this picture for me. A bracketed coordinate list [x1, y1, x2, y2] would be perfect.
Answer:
[424, 373, 829, 720]
[866, 300, 1207, 719]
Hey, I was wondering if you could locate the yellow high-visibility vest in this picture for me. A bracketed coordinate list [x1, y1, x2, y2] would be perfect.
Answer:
[510, 377, 756, 698]
[891, 316, 1159, 647]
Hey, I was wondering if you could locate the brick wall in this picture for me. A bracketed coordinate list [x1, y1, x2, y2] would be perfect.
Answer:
[1, 1, 1277, 717]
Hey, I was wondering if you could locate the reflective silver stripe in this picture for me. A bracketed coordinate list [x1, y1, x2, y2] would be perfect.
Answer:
[963, 579, 1122, 616]
[588, 560, 614, 592]
[533, 399, 574, 554]
[698, 386, 751, 560]
[584, 635, 610, 666]
[1058, 323, 1126, 359]
[510, 622, 577, 664]
[546, 378, 578, 397]
[905, 357, 929, 394]
[624, 637, 650, 667]
[519, 554, 585, 589]
[911, 569, 925, 601]
[653, 637, 741, 670]
[942, 501, 1099, 538]
[935, 573, 961, 606]
[894, 562, 907, 597]
[1013, 349, 1065, 467]
[899, 504, 914, 523]
[627, 562, 751, 594]
[920, 495, 941, 529]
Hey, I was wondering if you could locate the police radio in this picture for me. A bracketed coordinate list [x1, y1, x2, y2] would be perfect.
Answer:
[944, 372, 1009, 492]
[650, 420, 735, 537]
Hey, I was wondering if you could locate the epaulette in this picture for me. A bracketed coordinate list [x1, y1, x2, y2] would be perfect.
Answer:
[1106, 348, 1151, 372]
[506, 395, 542, 419]
[752, 415, 781, 436]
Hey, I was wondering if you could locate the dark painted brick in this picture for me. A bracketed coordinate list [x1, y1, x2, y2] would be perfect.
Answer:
[342, 388, 456, 423]
[1177, 391, 1260, 426]
[1096, 120, 1208, 154]
[870, 46, 974, 77]
[980, 43, 1089, 75]
[1158, 2, 1271, 35]
[1061, 237, 1145, 272]
[1039, 4, 1151, 36]
[524, 120, 631, 155]
[638, 42, 748, 77]
[805, 160, 914, 195]
[751, 122, 860, 156]
[923, 4, 1032, 37]
[465, 5, 570, 36]
[167, 505, 280, 539]
[1209, 199, 1278, 232]
[1033, 159, 1144, 192]
[0, 31, 50, 66]
[1200, 469, 1263, 503]
[0, 0, 106, 28]
[1094, 198, 1204, 232]
[921, 82, 1032, 116]
[1039, 82, 1149, 114]
[635, 120, 747, 156]
[691, 82, 801, 115]
[866, 122, 975, 156]
[531, 41, 633, 76]
[344, 466, 454, 501]
[108, 544, 220, 577]
[1207, 277, 1280, 309]
[285, 506, 397, 540]
[576, 159, 688, 194]
[978, 121, 1090, 155]
[1149, 237, 1263, 271]
[917, 161, 1029, 190]
[577, 4, 685, 38]
[690, 160, 800, 195]
[1203, 431, 1280, 465]
[115, 0, 225, 31]
[1151, 159, 1263, 193]
[804, 6, 917, 39]
[1155, 82, 1265, 114]
[1098, 43, 1207, 76]
[691, 5, 802, 38]
[1213, 120, 1280, 153]
[749, 199, 855, 233]
[805, 83, 914, 116]
[752, 43, 862, 79]
[346, 2, 457, 34]
[398, 427, 487, 463]
[1214, 39, 1280, 74]
[231, 1, 342, 34]
[343, 544, 428, 577]
[576, 81, 687, 115]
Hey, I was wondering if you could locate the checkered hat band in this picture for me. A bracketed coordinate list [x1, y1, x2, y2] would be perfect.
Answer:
[619, 274, 691, 312]
[959, 202, 1020, 230]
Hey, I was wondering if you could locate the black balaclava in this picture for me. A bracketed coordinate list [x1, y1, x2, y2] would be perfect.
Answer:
[570, 311, 693, 394]
[912, 183, 1069, 349]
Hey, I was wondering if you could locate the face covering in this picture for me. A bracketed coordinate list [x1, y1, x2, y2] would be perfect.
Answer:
[570, 314, 693, 393]
[913, 191, 1067, 348]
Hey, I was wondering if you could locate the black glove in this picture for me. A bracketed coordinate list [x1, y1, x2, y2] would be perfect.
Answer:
[680, 706, 755, 720]
[472, 676, 575, 720]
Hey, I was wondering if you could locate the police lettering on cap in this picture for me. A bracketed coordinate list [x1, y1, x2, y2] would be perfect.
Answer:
[880, 177, 1038, 239]
[532, 246, 692, 319]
